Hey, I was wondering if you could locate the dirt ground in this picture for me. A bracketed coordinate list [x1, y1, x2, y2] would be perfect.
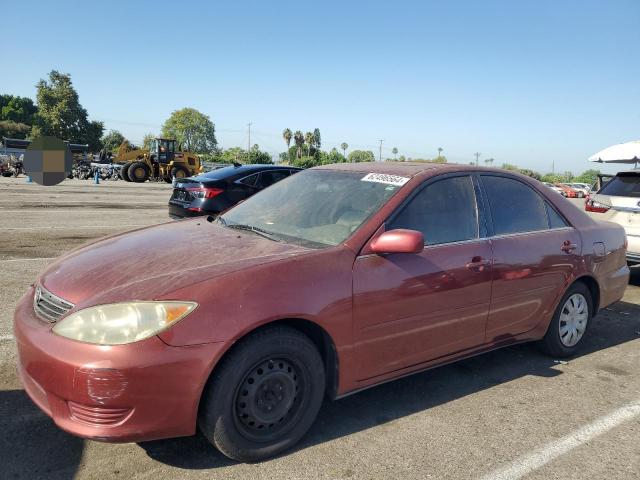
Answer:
[1, 177, 638, 480]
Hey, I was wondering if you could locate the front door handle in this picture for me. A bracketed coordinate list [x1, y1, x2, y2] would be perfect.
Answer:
[466, 256, 491, 272]
[561, 241, 577, 253]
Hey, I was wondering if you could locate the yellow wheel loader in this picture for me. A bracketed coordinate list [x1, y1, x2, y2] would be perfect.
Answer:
[115, 138, 203, 183]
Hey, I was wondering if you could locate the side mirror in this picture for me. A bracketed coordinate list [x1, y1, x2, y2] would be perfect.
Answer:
[370, 229, 424, 255]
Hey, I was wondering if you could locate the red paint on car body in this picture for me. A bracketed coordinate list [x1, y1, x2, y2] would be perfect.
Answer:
[14, 162, 629, 444]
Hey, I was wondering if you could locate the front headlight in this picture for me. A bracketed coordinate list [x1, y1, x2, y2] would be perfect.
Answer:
[52, 301, 197, 345]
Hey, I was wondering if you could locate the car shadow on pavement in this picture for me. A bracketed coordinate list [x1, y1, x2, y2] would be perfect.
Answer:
[141, 300, 640, 468]
[0, 389, 85, 479]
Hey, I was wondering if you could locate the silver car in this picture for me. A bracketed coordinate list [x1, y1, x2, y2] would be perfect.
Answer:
[585, 170, 640, 263]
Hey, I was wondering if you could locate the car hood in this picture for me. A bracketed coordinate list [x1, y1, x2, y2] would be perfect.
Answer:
[38, 219, 310, 306]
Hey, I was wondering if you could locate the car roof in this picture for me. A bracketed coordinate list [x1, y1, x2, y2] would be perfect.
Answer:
[196, 164, 299, 181]
[312, 161, 465, 177]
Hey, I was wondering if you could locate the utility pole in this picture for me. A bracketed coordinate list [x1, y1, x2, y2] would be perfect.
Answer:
[474, 152, 481, 166]
[247, 122, 252, 162]
[379, 139, 384, 162]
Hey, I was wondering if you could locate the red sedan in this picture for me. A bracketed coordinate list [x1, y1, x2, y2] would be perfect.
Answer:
[14, 163, 629, 461]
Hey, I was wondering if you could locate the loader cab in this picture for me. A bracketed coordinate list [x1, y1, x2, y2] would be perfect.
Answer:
[152, 138, 176, 164]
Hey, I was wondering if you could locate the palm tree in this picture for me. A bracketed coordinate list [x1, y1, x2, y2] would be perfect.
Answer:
[437, 147, 443, 159]
[485, 157, 494, 166]
[392, 147, 398, 160]
[305, 131, 314, 157]
[293, 131, 304, 159]
[341, 142, 348, 159]
[282, 128, 292, 150]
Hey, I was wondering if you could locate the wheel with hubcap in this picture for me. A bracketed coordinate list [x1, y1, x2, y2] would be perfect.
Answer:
[198, 326, 325, 462]
[538, 282, 593, 357]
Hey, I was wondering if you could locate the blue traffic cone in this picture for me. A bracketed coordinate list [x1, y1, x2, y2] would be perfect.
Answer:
[94, 170, 100, 184]
[26, 176, 33, 183]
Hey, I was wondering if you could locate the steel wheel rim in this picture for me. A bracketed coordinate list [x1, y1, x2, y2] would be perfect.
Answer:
[559, 293, 588, 347]
[233, 357, 305, 442]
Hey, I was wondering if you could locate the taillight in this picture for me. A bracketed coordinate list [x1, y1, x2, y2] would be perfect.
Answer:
[585, 198, 610, 213]
[186, 186, 223, 199]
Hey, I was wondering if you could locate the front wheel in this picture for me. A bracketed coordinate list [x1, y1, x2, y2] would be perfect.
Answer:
[538, 282, 593, 357]
[198, 326, 325, 462]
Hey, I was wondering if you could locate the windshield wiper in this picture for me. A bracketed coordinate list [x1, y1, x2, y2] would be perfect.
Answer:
[225, 223, 281, 242]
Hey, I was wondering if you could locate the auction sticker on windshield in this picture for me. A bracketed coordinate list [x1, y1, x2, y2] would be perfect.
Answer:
[361, 173, 410, 186]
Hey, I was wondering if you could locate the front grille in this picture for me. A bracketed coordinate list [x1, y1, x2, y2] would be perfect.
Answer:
[33, 285, 74, 322]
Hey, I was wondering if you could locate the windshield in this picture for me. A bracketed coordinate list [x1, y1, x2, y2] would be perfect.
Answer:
[220, 169, 405, 248]
[599, 173, 640, 197]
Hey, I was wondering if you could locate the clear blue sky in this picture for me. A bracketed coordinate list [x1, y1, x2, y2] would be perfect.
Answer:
[3, 0, 639, 173]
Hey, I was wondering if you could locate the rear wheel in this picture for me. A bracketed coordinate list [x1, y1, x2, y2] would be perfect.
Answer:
[120, 162, 133, 181]
[128, 162, 150, 183]
[198, 326, 325, 462]
[538, 282, 593, 357]
[170, 166, 189, 180]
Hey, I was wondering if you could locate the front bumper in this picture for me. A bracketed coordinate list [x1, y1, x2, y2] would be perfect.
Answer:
[13, 287, 225, 443]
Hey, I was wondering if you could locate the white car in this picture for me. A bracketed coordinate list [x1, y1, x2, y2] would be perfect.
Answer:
[585, 170, 640, 263]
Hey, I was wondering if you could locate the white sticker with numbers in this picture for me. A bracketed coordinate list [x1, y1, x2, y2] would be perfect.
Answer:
[361, 172, 410, 186]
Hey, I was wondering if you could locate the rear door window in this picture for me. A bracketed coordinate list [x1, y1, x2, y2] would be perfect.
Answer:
[481, 175, 549, 235]
[599, 174, 640, 197]
[389, 175, 479, 245]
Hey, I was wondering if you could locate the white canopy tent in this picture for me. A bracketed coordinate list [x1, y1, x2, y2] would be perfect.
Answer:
[589, 140, 640, 165]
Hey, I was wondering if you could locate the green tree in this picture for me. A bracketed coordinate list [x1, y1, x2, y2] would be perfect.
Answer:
[248, 144, 273, 164]
[31, 70, 104, 150]
[519, 168, 541, 180]
[348, 150, 375, 163]
[293, 130, 304, 158]
[0, 95, 37, 125]
[313, 128, 321, 149]
[142, 133, 155, 150]
[575, 169, 600, 184]
[340, 142, 348, 159]
[0, 120, 31, 139]
[501, 163, 519, 171]
[392, 147, 398, 159]
[304, 131, 315, 157]
[101, 130, 125, 152]
[161, 107, 217, 153]
[282, 128, 292, 149]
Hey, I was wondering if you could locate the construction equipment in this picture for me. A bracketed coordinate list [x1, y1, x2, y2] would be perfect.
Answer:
[114, 138, 203, 183]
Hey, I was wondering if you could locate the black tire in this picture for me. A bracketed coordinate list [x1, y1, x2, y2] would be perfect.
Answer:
[198, 326, 325, 462]
[128, 162, 150, 183]
[120, 162, 133, 181]
[538, 282, 593, 358]
[170, 166, 189, 180]
[1, 171, 13, 177]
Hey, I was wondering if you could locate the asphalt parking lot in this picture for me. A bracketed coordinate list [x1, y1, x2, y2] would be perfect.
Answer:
[1, 177, 639, 480]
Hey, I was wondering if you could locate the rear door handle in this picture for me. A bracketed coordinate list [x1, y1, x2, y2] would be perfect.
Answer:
[561, 241, 577, 253]
[466, 256, 491, 272]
